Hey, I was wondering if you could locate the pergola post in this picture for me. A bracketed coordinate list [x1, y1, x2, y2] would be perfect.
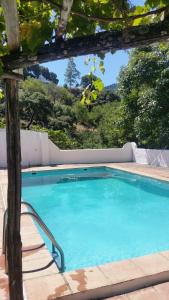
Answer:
[5, 78, 23, 300]
[1, 1, 23, 299]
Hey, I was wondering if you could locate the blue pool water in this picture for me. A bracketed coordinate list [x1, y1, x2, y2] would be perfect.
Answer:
[22, 167, 169, 271]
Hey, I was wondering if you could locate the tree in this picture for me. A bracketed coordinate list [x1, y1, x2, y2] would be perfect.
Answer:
[64, 58, 80, 88]
[20, 91, 52, 129]
[23, 64, 59, 85]
[18, 78, 77, 130]
[117, 44, 169, 148]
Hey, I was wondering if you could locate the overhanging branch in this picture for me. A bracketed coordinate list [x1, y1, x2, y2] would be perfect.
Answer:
[70, 6, 167, 24]
[3, 19, 169, 70]
[41, 0, 168, 24]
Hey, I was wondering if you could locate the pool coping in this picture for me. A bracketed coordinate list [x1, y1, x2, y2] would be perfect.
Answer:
[1, 162, 169, 300]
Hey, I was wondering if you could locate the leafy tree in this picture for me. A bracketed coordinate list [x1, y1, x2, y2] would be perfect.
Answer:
[49, 103, 76, 131]
[23, 64, 59, 84]
[0, 97, 5, 118]
[93, 89, 120, 106]
[64, 58, 80, 88]
[49, 86, 76, 105]
[75, 130, 103, 149]
[18, 78, 77, 131]
[98, 103, 124, 147]
[19, 91, 52, 129]
[20, 77, 47, 95]
[118, 44, 169, 148]
[0, 117, 5, 128]
[74, 102, 90, 127]
[32, 126, 77, 149]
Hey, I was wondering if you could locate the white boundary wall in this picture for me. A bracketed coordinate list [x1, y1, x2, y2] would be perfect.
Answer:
[132, 143, 169, 168]
[0, 129, 49, 168]
[1, 129, 168, 168]
[49, 140, 133, 165]
[0, 129, 133, 167]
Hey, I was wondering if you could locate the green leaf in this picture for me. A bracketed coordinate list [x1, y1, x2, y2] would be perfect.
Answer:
[90, 65, 97, 73]
[99, 60, 105, 74]
[93, 78, 104, 92]
[0, 88, 3, 100]
[91, 90, 98, 100]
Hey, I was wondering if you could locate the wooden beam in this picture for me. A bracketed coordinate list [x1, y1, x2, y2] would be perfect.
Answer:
[1, 1, 23, 300]
[3, 19, 169, 70]
[1, 0, 20, 51]
[57, 0, 74, 37]
[1, 71, 24, 81]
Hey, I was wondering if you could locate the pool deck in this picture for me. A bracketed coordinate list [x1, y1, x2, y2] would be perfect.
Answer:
[1, 162, 169, 300]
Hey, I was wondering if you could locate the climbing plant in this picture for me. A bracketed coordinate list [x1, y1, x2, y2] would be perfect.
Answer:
[1, 1, 169, 70]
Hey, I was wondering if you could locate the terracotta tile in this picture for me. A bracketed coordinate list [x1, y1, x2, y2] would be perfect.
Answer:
[24, 274, 71, 300]
[132, 253, 169, 275]
[64, 266, 109, 293]
[99, 260, 144, 284]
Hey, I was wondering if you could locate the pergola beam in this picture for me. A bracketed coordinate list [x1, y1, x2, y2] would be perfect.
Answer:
[3, 18, 169, 70]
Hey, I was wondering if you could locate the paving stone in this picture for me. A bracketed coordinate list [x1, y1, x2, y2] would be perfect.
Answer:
[24, 274, 71, 300]
[23, 256, 59, 280]
[154, 282, 169, 299]
[132, 253, 169, 275]
[126, 287, 162, 300]
[64, 266, 109, 293]
[99, 260, 144, 284]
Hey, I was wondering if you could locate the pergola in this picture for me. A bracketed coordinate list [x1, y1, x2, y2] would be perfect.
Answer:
[1, 1, 169, 299]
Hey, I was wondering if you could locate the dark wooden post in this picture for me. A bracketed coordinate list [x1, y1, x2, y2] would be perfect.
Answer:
[5, 78, 23, 300]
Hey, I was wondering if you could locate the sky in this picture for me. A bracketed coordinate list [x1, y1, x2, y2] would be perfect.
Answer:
[41, 0, 144, 87]
[42, 51, 129, 87]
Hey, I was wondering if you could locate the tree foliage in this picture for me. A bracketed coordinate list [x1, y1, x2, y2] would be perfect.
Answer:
[1, 44, 169, 150]
[118, 44, 169, 148]
[23, 64, 59, 84]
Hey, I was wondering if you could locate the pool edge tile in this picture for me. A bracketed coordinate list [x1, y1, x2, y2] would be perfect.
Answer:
[131, 253, 169, 276]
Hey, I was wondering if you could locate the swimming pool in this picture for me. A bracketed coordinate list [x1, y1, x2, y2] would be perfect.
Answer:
[22, 166, 169, 272]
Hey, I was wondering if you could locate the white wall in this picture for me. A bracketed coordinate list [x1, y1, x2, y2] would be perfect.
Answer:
[0, 129, 133, 167]
[49, 140, 133, 165]
[0, 129, 49, 167]
[0, 129, 7, 168]
[132, 143, 169, 168]
[1, 129, 168, 168]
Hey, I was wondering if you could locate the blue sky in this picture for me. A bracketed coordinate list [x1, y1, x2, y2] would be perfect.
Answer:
[41, 0, 144, 87]
[42, 51, 129, 87]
